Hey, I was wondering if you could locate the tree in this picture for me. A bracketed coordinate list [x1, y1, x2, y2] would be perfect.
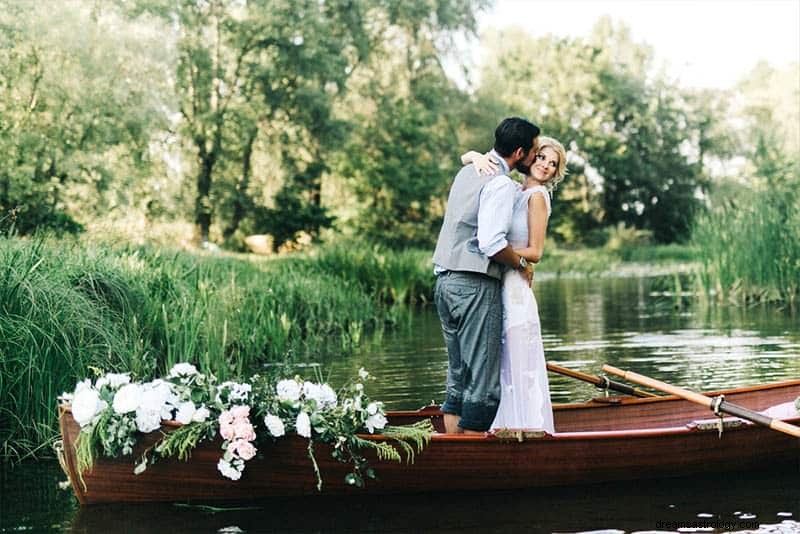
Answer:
[473, 19, 708, 243]
[0, 1, 169, 234]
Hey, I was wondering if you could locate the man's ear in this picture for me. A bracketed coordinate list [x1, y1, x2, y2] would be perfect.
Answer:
[511, 147, 524, 162]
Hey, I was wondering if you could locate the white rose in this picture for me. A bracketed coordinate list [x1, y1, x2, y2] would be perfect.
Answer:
[135, 409, 162, 433]
[302, 381, 321, 402]
[192, 406, 210, 423]
[174, 401, 196, 424]
[217, 458, 242, 481]
[263, 414, 285, 437]
[217, 381, 252, 403]
[276, 379, 301, 402]
[74, 378, 92, 394]
[168, 362, 198, 378]
[358, 367, 369, 380]
[365, 412, 387, 433]
[318, 384, 337, 409]
[366, 401, 379, 415]
[113, 383, 143, 414]
[72, 388, 106, 427]
[140, 382, 171, 414]
[96, 372, 131, 390]
[295, 411, 311, 438]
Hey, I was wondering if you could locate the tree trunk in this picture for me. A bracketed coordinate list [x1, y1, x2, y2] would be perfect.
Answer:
[195, 140, 216, 244]
[224, 128, 257, 240]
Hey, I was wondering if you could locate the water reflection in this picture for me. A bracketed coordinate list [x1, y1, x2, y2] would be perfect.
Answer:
[322, 276, 800, 408]
[3, 462, 797, 533]
[72, 474, 800, 533]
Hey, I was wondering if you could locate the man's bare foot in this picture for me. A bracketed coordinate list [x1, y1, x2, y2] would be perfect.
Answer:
[443, 413, 463, 433]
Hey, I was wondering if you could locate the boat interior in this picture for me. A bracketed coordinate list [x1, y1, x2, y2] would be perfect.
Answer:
[386, 380, 800, 435]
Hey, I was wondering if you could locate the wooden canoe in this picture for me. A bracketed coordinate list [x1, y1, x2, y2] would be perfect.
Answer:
[58, 379, 800, 504]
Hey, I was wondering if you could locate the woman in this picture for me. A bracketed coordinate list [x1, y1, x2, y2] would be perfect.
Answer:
[461, 136, 567, 433]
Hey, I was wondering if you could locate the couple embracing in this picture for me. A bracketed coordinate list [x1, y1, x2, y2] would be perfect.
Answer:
[432, 117, 567, 434]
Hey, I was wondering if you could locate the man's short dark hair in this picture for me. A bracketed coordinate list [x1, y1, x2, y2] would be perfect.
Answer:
[493, 117, 540, 157]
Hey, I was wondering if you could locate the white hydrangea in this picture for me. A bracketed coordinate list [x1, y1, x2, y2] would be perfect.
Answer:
[96, 372, 131, 390]
[112, 383, 143, 414]
[295, 411, 311, 438]
[71, 386, 107, 427]
[263, 414, 285, 437]
[302, 382, 338, 409]
[168, 363, 198, 379]
[276, 379, 301, 402]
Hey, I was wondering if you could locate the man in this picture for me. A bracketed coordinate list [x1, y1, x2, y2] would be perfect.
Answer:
[432, 117, 540, 434]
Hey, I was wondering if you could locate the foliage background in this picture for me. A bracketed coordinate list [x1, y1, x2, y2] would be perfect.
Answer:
[2, 0, 796, 251]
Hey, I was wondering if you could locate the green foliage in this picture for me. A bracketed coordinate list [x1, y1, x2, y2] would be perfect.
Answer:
[0, 1, 170, 235]
[253, 186, 335, 250]
[0, 236, 433, 459]
[153, 421, 215, 462]
[475, 20, 710, 244]
[691, 181, 800, 305]
[309, 241, 433, 305]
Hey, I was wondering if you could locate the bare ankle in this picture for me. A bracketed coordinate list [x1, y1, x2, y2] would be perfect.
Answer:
[443, 413, 463, 433]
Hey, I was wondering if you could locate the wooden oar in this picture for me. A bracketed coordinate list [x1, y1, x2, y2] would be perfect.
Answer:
[546, 362, 658, 398]
[602, 364, 800, 438]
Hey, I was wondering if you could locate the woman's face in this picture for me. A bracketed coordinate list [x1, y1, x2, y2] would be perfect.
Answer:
[530, 146, 559, 183]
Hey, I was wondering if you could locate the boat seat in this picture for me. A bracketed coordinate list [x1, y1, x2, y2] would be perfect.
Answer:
[490, 429, 549, 441]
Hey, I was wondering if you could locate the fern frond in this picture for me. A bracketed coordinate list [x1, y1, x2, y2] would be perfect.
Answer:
[351, 436, 402, 462]
[378, 420, 434, 464]
[155, 421, 213, 462]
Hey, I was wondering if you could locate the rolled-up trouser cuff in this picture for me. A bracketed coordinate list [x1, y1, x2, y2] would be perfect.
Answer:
[441, 395, 462, 416]
[458, 400, 499, 432]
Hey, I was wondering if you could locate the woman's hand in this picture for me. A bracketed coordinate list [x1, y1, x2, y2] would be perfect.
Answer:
[461, 150, 500, 176]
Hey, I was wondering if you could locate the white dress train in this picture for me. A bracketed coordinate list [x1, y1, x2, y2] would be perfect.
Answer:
[491, 185, 555, 433]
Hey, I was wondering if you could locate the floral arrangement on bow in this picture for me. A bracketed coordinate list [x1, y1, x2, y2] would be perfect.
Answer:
[60, 364, 432, 490]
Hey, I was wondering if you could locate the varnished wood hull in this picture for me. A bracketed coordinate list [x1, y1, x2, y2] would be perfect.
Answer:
[59, 380, 800, 504]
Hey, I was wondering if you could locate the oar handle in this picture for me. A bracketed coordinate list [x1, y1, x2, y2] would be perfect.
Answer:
[602, 365, 800, 439]
[547, 362, 658, 398]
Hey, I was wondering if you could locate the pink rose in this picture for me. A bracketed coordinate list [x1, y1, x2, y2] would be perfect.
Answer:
[220, 422, 235, 441]
[229, 439, 257, 461]
[230, 405, 250, 421]
[233, 421, 255, 441]
[218, 410, 235, 426]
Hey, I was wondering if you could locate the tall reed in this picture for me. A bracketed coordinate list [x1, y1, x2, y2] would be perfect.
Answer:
[0, 238, 433, 460]
[691, 186, 799, 305]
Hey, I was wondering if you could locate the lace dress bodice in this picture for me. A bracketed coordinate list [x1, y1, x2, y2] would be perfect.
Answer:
[506, 185, 551, 249]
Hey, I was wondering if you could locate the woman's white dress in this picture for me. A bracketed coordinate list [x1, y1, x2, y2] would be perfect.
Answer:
[491, 184, 555, 433]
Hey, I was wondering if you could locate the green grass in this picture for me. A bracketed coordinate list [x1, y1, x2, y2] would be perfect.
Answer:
[540, 242, 697, 276]
[0, 237, 427, 460]
[691, 186, 799, 306]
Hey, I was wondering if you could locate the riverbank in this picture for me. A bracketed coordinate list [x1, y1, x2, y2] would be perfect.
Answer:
[0, 235, 734, 462]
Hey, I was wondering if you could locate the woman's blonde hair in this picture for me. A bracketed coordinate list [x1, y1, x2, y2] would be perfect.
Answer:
[537, 136, 568, 191]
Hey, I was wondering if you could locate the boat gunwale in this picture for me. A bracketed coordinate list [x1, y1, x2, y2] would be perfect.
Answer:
[58, 378, 800, 445]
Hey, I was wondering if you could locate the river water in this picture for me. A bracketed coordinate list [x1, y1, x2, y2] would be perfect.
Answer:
[2, 275, 799, 533]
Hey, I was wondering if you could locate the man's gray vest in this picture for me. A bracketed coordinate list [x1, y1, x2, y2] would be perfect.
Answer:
[432, 164, 505, 280]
